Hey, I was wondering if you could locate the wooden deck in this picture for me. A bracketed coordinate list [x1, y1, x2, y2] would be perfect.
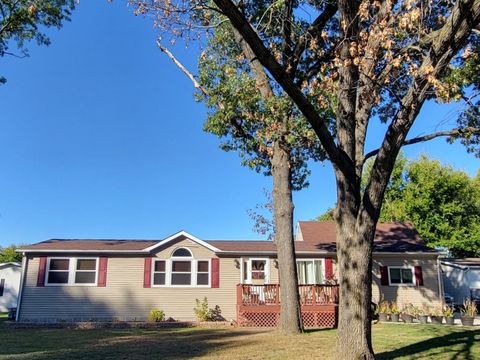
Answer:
[236, 284, 339, 328]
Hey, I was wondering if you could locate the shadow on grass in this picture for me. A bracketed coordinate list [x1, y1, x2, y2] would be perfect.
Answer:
[303, 327, 336, 334]
[0, 327, 266, 360]
[377, 328, 480, 360]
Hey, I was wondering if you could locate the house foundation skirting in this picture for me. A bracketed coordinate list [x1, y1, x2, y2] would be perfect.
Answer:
[237, 304, 338, 328]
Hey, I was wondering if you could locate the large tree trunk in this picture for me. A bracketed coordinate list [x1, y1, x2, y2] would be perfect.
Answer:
[335, 210, 376, 359]
[271, 138, 303, 334]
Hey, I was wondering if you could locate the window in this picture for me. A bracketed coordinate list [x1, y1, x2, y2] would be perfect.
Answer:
[172, 248, 192, 257]
[46, 258, 98, 286]
[171, 260, 191, 285]
[153, 260, 166, 285]
[152, 247, 210, 287]
[197, 261, 209, 285]
[297, 260, 324, 285]
[240, 258, 270, 284]
[388, 267, 414, 285]
[0, 279, 4, 297]
[47, 259, 70, 284]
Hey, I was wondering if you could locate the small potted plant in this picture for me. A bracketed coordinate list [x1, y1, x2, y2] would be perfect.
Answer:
[377, 300, 390, 322]
[443, 306, 455, 325]
[401, 303, 416, 323]
[430, 307, 444, 325]
[390, 302, 400, 322]
[461, 299, 477, 326]
[418, 305, 430, 324]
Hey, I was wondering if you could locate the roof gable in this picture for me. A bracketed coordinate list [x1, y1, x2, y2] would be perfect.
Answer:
[144, 231, 221, 253]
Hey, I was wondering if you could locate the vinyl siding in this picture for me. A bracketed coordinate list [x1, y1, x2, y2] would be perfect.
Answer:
[19, 247, 442, 321]
[0, 265, 21, 312]
[372, 255, 442, 308]
[19, 242, 240, 322]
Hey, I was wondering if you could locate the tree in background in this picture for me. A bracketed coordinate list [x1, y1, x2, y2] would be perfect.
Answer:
[130, 1, 480, 358]
[150, 18, 329, 333]
[0, 0, 76, 83]
[319, 154, 480, 257]
[0, 245, 22, 263]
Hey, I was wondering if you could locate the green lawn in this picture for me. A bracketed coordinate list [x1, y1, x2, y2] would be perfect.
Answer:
[0, 323, 478, 359]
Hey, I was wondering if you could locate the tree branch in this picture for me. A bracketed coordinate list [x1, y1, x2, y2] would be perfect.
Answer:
[156, 39, 204, 91]
[363, 127, 480, 162]
[212, 0, 345, 172]
[362, 0, 480, 220]
[156, 39, 259, 145]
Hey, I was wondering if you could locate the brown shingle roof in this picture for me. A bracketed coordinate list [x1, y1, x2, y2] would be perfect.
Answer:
[20, 222, 433, 254]
[20, 239, 159, 252]
[297, 221, 432, 253]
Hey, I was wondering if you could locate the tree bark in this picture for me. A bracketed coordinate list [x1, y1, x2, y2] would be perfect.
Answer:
[271, 136, 303, 334]
[335, 204, 375, 360]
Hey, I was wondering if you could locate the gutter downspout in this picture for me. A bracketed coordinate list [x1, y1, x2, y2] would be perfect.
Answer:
[15, 254, 27, 322]
[437, 256, 446, 306]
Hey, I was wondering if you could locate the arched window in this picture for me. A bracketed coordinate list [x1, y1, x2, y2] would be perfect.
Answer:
[171, 248, 192, 257]
[152, 247, 210, 287]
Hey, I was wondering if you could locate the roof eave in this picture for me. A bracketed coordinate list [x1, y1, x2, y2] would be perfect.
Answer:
[17, 249, 150, 254]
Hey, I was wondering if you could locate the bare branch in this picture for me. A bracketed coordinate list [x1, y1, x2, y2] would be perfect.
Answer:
[156, 39, 204, 91]
[363, 127, 480, 162]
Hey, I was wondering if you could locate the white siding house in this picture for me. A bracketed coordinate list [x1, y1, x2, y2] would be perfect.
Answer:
[0, 262, 21, 312]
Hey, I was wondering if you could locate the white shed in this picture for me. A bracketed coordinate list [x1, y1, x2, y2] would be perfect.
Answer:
[441, 258, 480, 305]
[0, 262, 21, 312]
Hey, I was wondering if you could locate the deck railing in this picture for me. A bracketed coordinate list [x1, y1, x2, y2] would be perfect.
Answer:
[237, 284, 339, 306]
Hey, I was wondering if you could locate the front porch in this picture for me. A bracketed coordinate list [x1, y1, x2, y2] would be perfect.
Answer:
[236, 284, 339, 328]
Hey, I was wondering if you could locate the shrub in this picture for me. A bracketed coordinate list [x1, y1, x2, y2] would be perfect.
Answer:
[194, 297, 213, 321]
[402, 303, 418, 317]
[461, 299, 478, 317]
[377, 300, 390, 314]
[443, 306, 454, 318]
[390, 302, 400, 315]
[148, 309, 165, 322]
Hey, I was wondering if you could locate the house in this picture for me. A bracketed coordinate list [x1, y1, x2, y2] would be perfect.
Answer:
[15, 222, 443, 326]
[441, 258, 480, 306]
[0, 262, 22, 312]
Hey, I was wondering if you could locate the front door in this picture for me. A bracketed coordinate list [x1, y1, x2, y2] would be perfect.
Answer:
[242, 258, 269, 284]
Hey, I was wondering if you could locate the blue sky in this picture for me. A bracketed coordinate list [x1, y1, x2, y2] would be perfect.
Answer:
[0, 1, 478, 247]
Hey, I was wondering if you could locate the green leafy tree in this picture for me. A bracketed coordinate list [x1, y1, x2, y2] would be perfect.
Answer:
[0, 0, 76, 83]
[319, 154, 480, 257]
[0, 245, 22, 263]
[154, 19, 329, 333]
[131, 0, 480, 357]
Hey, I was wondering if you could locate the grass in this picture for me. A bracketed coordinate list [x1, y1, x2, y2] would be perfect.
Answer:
[0, 323, 478, 359]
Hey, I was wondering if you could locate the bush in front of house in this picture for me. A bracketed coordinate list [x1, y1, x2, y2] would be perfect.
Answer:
[461, 299, 477, 326]
[377, 300, 390, 322]
[148, 309, 166, 322]
[193, 297, 225, 322]
[443, 306, 455, 325]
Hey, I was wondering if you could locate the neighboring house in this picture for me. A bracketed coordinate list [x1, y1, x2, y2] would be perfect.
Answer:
[15, 222, 443, 326]
[0, 262, 22, 312]
[441, 258, 480, 305]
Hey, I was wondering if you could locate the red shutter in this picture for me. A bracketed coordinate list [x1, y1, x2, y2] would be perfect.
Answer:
[211, 258, 219, 288]
[380, 266, 389, 286]
[97, 257, 108, 287]
[37, 257, 47, 287]
[144, 257, 152, 288]
[325, 258, 333, 280]
[414, 266, 424, 286]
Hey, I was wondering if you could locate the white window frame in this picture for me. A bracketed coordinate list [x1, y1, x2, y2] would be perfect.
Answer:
[387, 266, 416, 286]
[152, 259, 167, 286]
[296, 259, 325, 285]
[151, 247, 211, 288]
[240, 257, 270, 284]
[45, 257, 99, 287]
